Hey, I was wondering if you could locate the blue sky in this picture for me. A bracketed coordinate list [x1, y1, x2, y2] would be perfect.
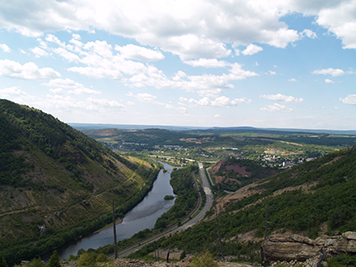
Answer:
[0, 0, 355, 130]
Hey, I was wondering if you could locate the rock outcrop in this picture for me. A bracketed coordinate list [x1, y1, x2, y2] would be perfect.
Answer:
[262, 231, 356, 263]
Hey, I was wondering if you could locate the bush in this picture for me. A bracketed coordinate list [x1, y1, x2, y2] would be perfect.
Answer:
[190, 251, 218, 267]
[77, 253, 96, 267]
[95, 253, 107, 263]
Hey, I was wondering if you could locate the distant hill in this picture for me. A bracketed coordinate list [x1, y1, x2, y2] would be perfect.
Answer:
[0, 99, 159, 263]
[70, 123, 356, 135]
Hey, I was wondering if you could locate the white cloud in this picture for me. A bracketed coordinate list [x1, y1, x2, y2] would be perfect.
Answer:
[68, 66, 124, 80]
[269, 70, 276, 75]
[43, 78, 85, 89]
[45, 34, 64, 47]
[312, 68, 345, 76]
[115, 44, 164, 62]
[314, 0, 356, 49]
[261, 94, 304, 103]
[260, 103, 293, 112]
[72, 33, 81, 40]
[242, 44, 263, 55]
[229, 63, 259, 79]
[83, 40, 113, 58]
[288, 78, 297, 82]
[87, 97, 124, 108]
[0, 86, 25, 96]
[68, 88, 101, 95]
[325, 79, 335, 83]
[0, 44, 10, 52]
[179, 95, 251, 107]
[43, 78, 101, 95]
[340, 94, 356, 105]
[165, 104, 186, 113]
[53, 47, 80, 62]
[127, 91, 158, 103]
[0, 59, 61, 80]
[30, 47, 48, 57]
[300, 29, 317, 39]
[49, 88, 63, 94]
[0, 0, 318, 61]
[0, 86, 40, 103]
[184, 58, 229, 68]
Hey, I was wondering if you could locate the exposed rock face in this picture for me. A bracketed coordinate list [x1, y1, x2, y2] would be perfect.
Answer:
[263, 232, 356, 263]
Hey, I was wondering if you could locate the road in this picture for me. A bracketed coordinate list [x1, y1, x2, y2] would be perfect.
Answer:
[115, 162, 213, 258]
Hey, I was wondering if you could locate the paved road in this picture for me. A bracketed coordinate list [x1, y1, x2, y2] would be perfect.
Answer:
[116, 162, 213, 258]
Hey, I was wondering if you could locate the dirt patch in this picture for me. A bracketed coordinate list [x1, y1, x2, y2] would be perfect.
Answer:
[318, 156, 343, 169]
[225, 165, 251, 176]
[211, 160, 251, 177]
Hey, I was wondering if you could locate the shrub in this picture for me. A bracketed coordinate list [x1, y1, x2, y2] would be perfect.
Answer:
[190, 251, 218, 267]
[77, 253, 96, 267]
[95, 253, 107, 263]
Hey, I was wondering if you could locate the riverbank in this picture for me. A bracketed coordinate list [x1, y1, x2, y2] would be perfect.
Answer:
[54, 163, 175, 260]
[94, 218, 124, 234]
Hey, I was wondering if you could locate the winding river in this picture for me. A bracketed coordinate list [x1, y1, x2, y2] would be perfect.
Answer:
[55, 162, 175, 260]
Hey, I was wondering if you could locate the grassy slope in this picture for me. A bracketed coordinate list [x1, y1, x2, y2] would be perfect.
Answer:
[0, 99, 158, 263]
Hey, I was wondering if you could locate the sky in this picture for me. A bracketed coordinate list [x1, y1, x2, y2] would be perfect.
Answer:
[0, 0, 355, 130]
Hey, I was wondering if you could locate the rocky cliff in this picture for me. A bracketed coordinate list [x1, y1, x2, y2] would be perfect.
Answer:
[263, 232, 356, 265]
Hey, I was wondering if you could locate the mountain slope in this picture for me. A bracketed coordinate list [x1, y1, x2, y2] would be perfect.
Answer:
[0, 99, 159, 263]
[148, 146, 356, 260]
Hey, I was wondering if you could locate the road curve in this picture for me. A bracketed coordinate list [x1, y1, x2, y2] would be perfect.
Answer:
[116, 162, 214, 258]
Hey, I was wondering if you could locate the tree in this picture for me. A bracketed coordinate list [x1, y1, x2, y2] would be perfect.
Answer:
[0, 255, 7, 267]
[47, 251, 60, 267]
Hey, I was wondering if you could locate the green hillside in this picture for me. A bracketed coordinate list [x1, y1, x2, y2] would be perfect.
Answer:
[132, 145, 356, 261]
[0, 99, 159, 263]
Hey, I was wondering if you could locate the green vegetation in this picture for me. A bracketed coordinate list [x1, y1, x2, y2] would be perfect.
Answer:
[211, 158, 279, 191]
[129, 146, 356, 262]
[73, 163, 200, 259]
[164, 195, 174, 200]
[0, 99, 159, 264]
[155, 164, 199, 229]
[327, 253, 356, 267]
[47, 251, 60, 267]
[83, 127, 356, 168]
[0, 255, 7, 267]
[190, 251, 218, 267]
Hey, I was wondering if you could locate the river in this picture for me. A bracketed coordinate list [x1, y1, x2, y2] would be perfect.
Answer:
[55, 162, 175, 260]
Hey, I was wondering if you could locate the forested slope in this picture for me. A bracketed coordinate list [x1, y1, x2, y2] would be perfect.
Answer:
[141, 146, 356, 260]
[0, 99, 159, 263]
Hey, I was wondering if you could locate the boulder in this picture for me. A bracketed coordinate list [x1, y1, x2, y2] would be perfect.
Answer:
[264, 239, 319, 261]
[262, 232, 356, 263]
